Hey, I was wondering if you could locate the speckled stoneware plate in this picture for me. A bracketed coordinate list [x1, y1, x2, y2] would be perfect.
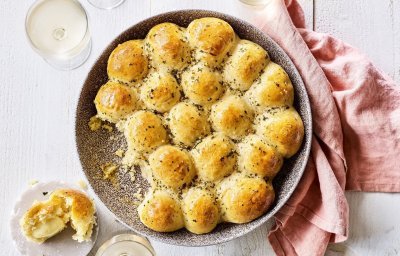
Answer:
[75, 10, 312, 246]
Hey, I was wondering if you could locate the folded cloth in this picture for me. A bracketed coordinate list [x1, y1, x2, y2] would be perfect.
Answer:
[241, 0, 400, 255]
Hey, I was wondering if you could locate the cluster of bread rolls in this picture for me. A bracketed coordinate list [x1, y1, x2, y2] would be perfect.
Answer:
[93, 17, 304, 234]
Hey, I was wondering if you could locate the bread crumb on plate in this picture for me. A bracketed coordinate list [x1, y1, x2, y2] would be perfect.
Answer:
[88, 116, 102, 131]
[76, 179, 88, 190]
[114, 149, 125, 158]
[29, 179, 38, 187]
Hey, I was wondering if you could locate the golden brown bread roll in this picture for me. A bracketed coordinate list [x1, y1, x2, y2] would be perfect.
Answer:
[19, 196, 68, 244]
[149, 145, 196, 190]
[167, 102, 210, 147]
[94, 81, 137, 123]
[191, 133, 236, 182]
[145, 22, 191, 71]
[210, 95, 254, 139]
[245, 62, 294, 112]
[237, 134, 283, 178]
[217, 174, 275, 224]
[107, 40, 148, 84]
[140, 72, 181, 113]
[181, 63, 224, 106]
[138, 190, 184, 232]
[50, 189, 96, 242]
[223, 40, 269, 91]
[124, 110, 168, 154]
[182, 187, 220, 234]
[256, 107, 304, 158]
[187, 17, 236, 67]
[19, 189, 96, 243]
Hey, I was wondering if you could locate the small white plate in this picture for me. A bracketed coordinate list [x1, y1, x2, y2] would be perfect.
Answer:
[10, 181, 99, 256]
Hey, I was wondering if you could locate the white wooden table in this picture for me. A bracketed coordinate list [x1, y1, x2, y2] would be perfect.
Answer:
[1, 0, 400, 255]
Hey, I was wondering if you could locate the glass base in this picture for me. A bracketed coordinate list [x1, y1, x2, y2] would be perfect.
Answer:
[44, 39, 92, 70]
[87, 0, 125, 9]
[239, 0, 269, 6]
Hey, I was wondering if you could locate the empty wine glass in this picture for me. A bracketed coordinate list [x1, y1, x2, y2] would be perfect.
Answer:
[87, 0, 125, 9]
[25, 0, 91, 70]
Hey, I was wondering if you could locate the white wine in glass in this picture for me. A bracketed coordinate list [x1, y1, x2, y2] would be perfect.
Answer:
[87, 0, 125, 9]
[25, 0, 91, 70]
[95, 234, 156, 256]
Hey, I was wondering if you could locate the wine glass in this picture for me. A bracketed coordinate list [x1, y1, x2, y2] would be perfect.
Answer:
[87, 0, 125, 9]
[25, 0, 91, 70]
[239, 0, 269, 5]
[95, 234, 156, 256]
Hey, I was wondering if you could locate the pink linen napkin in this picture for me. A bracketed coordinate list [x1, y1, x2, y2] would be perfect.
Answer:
[243, 0, 400, 255]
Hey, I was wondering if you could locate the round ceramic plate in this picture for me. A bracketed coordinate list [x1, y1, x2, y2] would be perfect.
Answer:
[75, 10, 312, 246]
[10, 181, 98, 256]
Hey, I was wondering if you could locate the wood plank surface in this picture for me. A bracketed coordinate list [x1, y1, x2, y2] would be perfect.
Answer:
[314, 0, 400, 83]
[0, 1, 152, 255]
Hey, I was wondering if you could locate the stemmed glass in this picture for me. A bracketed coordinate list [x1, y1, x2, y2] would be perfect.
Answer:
[25, 0, 91, 70]
[239, 0, 269, 5]
[87, 0, 125, 9]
